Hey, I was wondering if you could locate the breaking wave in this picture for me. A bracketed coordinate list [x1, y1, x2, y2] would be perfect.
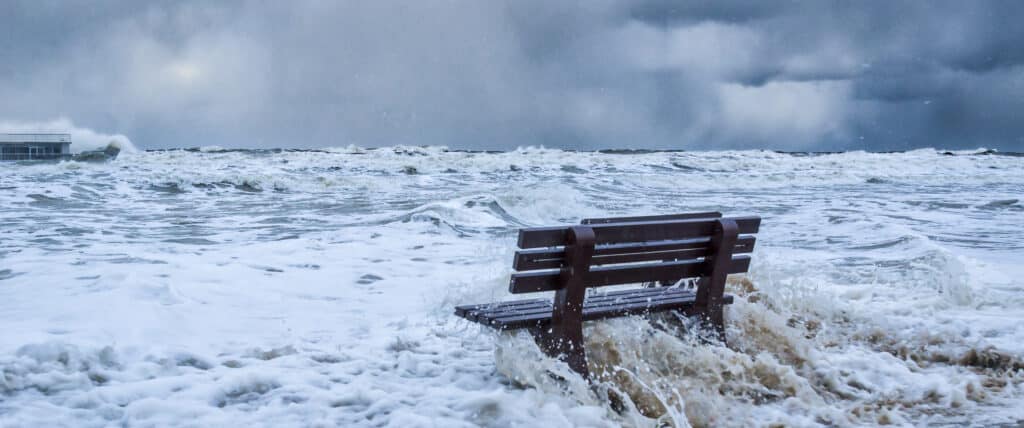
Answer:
[0, 118, 137, 154]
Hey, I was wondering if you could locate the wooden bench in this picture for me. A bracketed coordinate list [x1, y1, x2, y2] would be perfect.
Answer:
[454, 212, 760, 378]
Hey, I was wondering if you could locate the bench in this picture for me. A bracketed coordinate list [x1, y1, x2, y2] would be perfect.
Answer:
[454, 212, 760, 378]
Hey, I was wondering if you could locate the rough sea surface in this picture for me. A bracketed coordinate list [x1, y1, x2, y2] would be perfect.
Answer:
[1, 147, 1022, 427]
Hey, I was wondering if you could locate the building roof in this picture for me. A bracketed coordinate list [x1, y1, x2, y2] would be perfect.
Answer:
[0, 133, 72, 144]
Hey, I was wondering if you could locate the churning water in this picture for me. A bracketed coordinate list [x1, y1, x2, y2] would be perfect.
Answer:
[1, 147, 1022, 426]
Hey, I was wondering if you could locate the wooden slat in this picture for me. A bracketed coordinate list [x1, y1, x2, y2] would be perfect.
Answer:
[513, 236, 756, 271]
[456, 286, 676, 321]
[517, 216, 760, 249]
[485, 293, 736, 330]
[458, 286, 692, 322]
[509, 255, 751, 294]
[455, 297, 548, 318]
[593, 248, 710, 266]
[456, 287, 697, 328]
[484, 287, 696, 323]
[581, 212, 721, 225]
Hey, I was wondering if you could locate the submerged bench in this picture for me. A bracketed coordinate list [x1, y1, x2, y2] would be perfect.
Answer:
[455, 212, 760, 378]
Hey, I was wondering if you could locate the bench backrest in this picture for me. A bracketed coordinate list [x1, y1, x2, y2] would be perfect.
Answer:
[509, 213, 760, 294]
[579, 211, 724, 225]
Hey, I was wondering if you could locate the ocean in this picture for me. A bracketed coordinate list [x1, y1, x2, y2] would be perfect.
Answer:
[1, 147, 1022, 426]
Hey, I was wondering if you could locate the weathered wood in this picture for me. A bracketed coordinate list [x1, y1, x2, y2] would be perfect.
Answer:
[463, 290, 736, 330]
[495, 295, 708, 329]
[693, 219, 739, 342]
[580, 211, 721, 225]
[513, 236, 756, 271]
[466, 287, 708, 325]
[462, 287, 681, 322]
[509, 255, 751, 293]
[541, 226, 595, 378]
[517, 216, 760, 249]
[456, 286, 689, 321]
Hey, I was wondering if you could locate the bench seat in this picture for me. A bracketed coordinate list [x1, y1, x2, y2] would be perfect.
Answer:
[456, 287, 735, 330]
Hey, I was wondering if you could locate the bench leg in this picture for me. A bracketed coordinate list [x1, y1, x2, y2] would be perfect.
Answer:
[549, 295, 589, 377]
[529, 317, 588, 379]
[703, 307, 726, 344]
[543, 226, 595, 379]
[694, 219, 738, 343]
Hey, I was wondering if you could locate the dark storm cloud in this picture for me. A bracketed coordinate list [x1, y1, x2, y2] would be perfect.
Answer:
[1, 0, 1021, 151]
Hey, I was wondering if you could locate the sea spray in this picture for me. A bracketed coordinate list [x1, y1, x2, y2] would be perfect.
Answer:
[493, 276, 1024, 426]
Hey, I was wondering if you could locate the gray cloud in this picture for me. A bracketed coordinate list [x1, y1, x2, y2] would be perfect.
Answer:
[1, 0, 1022, 151]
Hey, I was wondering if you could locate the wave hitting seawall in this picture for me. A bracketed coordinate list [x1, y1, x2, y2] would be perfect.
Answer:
[1, 147, 1022, 426]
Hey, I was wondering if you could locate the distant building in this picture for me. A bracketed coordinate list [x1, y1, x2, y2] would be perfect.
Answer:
[0, 133, 72, 161]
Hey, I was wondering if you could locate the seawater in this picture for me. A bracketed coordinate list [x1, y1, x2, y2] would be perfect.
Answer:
[0, 147, 1022, 426]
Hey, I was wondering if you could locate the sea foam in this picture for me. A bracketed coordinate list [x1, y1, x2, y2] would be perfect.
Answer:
[0, 147, 1021, 426]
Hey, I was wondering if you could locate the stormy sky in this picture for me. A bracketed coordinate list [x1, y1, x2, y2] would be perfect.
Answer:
[2, 1, 1022, 151]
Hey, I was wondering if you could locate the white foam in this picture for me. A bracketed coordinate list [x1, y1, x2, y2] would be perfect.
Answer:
[0, 148, 1022, 426]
